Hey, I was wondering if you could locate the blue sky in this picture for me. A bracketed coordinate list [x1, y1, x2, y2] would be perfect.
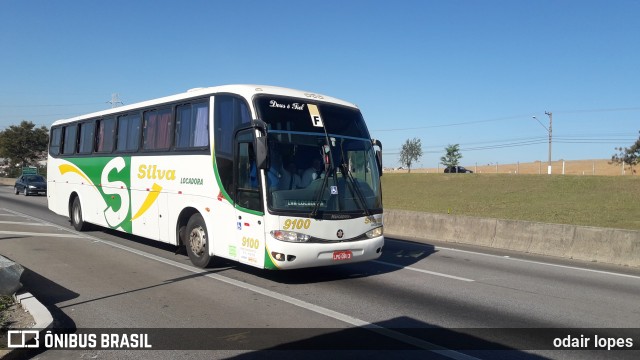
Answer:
[1, 0, 638, 168]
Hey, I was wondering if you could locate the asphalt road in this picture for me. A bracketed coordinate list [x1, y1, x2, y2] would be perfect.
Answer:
[1, 185, 639, 360]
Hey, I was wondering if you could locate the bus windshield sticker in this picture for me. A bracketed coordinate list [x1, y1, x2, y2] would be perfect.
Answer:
[286, 200, 326, 207]
[308, 104, 324, 127]
[268, 99, 305, 111]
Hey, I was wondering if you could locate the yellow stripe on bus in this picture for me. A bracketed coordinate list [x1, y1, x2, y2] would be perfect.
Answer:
[58, 164, 93, 185]
[131, 183, 163, 221]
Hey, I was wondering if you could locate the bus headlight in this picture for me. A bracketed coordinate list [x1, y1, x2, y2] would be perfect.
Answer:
[271, 230, 311, 243]
[365, 226, 383, 238]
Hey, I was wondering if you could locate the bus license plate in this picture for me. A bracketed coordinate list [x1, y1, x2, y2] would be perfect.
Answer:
[333, 250, 352, 261]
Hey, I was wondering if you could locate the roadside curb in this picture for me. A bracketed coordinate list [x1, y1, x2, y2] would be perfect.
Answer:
[1, 292, 52, 357]
[14, 291, 53, 331]
[1, 257, 53, 355]
[0, 178, 16, 186]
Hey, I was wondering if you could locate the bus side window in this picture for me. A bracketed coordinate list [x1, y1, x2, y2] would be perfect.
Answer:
[215, 96, 250, 199]
[143, 108, 173, 151]
[78, 122, 95, 154]
[50, 127, 62, 156]
[176, 102, 209, 149]
[95, 118, 116, 153]
[62, 124, 77, 155]
[116, 113, 142, 152]
[236, 141, 261, 212]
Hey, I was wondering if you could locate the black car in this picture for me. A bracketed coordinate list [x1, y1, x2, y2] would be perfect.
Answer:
[14, 174, 47, 196]
[444, 166, 473, 173]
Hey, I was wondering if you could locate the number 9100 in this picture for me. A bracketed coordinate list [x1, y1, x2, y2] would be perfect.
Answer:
[283, 218, 311, 230]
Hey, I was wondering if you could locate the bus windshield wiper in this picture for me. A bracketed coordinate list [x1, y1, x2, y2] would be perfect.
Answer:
[309, 111, 336, 219]
[338, 162, 370, 217]
[309, 162, 332, 218]
[338, 142, 371, 217]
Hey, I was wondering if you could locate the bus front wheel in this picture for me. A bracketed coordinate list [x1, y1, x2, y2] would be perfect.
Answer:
[185, 213, 213, 268]
[70, 197, 88, 231]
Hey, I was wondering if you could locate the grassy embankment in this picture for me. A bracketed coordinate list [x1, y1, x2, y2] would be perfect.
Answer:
[382, 173, 640, 230]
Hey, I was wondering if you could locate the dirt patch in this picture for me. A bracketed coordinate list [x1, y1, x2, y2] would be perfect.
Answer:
[0, 301, 36, 354]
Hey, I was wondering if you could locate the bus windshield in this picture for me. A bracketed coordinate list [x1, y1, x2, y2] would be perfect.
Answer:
[256, 96, 382, 217]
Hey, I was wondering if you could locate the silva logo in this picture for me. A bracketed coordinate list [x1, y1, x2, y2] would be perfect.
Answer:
[59, 156, 162, 234]
[137, 164, 176, 180]
[102, 157, 130, 229]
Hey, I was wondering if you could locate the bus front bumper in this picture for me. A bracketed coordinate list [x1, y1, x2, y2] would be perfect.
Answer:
[266, 236, 384, 270]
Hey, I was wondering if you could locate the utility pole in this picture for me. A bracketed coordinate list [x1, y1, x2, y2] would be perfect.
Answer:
[545, 111, 552, 175]
[532, 111, 553, 174]
[108, 93, 123, 108]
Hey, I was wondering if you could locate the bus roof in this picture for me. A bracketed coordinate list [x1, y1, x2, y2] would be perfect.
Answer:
[51, 84, 358, 127]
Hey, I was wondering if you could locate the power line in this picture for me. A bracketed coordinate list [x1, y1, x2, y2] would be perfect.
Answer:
[422, 136, 547, 150]
[0, 102, 104, 108]
[462, 140, 549, 152]
[385, 136, 636, 156]
[370, 107, 640, 133]
[107, 93, 124, 108]
[555, 107, 640, 114]
[0, 112, 88, 119]
[386, 133, 637, 153]
[370, 115, 526, 132]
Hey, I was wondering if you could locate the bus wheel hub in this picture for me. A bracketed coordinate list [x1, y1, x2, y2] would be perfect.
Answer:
[189, 227, 206, 256]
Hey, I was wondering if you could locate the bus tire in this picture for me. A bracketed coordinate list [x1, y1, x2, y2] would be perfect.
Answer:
[70, 197, 87, 231]
[185, 213, 213, 268]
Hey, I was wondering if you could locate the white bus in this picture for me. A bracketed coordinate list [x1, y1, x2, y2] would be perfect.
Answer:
[47, 85, 383, 269]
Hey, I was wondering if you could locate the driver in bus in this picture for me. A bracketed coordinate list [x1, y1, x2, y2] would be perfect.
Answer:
[278, 161, 301, 190]
[300, 158, 324, 188]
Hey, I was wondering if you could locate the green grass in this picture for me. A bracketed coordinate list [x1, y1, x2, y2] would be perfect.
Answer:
[0, 295, 13, 330]
[382, 173, 640, 230]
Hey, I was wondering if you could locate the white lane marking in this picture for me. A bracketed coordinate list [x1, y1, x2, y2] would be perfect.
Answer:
[500, 256, 640, 280]
[0, 221, 52, 226]
[386, 238, 640, 280]
[373, 260, 474, 282]
[2, 208, 478, 360]
[0, 230, 83, 238]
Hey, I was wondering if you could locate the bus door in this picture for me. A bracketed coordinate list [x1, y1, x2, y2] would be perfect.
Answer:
[234, 129, 266, 268]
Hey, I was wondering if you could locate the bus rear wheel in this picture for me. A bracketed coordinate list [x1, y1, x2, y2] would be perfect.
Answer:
[185, 213, 213, 268]
[70, 197, 88, 231]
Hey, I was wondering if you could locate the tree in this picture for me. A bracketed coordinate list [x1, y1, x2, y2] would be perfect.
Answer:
[611, 131, 640, 174]
[440, 144, 462, 168]
[0, 121, 49, 172]
[399, 137, 423, 173]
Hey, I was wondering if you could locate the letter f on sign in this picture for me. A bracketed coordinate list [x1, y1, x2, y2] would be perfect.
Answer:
[308, 104, 324, 127]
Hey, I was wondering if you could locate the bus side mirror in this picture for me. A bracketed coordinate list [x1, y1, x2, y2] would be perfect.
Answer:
[251, 120, 269, 170]
[255, 136, 268, 170]
[372, 139, 382, 176]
